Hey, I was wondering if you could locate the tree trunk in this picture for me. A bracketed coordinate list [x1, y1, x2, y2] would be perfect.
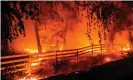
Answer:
[34, 21, 42, 53]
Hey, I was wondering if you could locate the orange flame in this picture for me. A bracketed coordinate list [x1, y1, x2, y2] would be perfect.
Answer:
[24, 49, 46, 53]
[19, 77, 38, 80]
[104, 57, 112, 62]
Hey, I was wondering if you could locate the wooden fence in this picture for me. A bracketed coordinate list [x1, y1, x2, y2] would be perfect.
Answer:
[1, 44, 132, 74]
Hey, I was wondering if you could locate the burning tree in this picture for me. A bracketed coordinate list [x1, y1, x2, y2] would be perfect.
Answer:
[75, 1, 133, 45]
[1, 1, 42, 54]
[1, 1, 133, 54]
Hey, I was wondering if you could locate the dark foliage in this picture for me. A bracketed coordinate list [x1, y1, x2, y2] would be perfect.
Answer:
[1, 1, 40, 51]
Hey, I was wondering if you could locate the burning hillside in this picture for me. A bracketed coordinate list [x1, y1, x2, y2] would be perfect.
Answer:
[1, 1, 133, 80]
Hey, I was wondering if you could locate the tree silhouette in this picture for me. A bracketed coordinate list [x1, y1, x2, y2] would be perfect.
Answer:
[75, 1, 133, 44]
[1, 1, 40, 53]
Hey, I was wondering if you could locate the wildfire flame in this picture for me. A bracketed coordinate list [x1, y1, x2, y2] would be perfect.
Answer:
[21, 44, 131, 80]
[19, 77, 38, 80]
[59, 45, 63, 51]
[104, 57, 112, 62]
[24, 49, 46, 53]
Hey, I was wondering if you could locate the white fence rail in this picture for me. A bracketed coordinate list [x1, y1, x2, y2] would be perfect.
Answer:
[1, 44, 132, 73]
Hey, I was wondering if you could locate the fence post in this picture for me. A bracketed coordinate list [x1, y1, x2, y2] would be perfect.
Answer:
[29, 54, 32, 75]
[92, 44, 93, 56]
[101, 44, 102, 54]
[108, 44, 109, 52]
[129, 44, 132, 51]
[76, 49, 78, 62]
[55, 51, 58, 65]
[121, 44, 123, 55]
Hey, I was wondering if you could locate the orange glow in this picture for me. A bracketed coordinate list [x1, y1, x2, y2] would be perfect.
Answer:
[31, 62, 39, 67]
[24, 49, 46, 54]
[59, 45, 63, 51]
[104, 57, 112, 62]
[31, 58, 43, 67]
[122, 48, 130, 51]
[19, 77, 38, 80]
[122, 44, 131, 51]
[116, 44, 130, 52]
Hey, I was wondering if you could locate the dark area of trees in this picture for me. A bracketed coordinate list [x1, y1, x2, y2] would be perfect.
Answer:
[1, 1, 41, 54]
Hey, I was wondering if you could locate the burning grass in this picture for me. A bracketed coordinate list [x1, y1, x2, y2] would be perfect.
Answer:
[29, 52, 129, 79]
[1, 49, 132, 80]
[15, 44, 131, 79]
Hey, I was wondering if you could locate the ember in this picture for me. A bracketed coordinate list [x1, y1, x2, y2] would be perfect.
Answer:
[104, 57, 112, 62]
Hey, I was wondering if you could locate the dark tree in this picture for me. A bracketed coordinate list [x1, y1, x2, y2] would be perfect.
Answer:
[1, 1, 40, 54]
